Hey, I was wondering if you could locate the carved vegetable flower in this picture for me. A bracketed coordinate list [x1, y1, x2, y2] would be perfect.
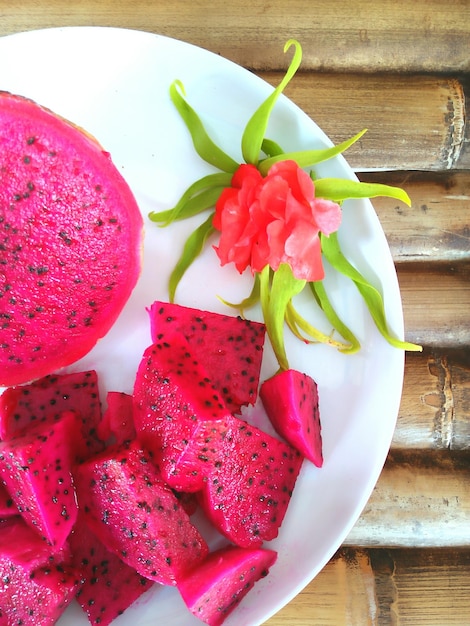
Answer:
[150, 39, 422, 371]
[213, 161, 342, 282]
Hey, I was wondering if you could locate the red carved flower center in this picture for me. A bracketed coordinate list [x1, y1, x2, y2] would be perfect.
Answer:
[213, 161, 342, 282]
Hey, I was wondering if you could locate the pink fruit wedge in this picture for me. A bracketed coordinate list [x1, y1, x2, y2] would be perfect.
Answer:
[70, 515, 153, 626]
[198, 417, 303, 547]
[0, 370, 104, 462]
[96, 390, 135, 446]
[0, 515, 79, 625]
[147, 301, 266, 414]
[0, 92, 143, 387]
[75, 441, 209, 586]
[0, 411, 78, 548]
[133, 330, 232, 492]
[260, 369, 323, 467]
[178, 545, 277, 626]
[0, 483, 17, 518]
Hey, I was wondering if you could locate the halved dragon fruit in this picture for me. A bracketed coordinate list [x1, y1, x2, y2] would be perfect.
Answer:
[147, 301, 266, 414]
[133, 330, 232, 492]
[0, 515, 78, 625]
[260, 369, 323, 467]
[198, 417, 303, 547]
[75, 441, 209, 586]
[0, 411, 78, 548]
[0, 92, 143, 387]
[178, 545, 277, 626]
[70, 514, 153, 626]
[0, 370, 104, 462]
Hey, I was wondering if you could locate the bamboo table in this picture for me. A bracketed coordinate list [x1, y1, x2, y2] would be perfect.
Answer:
[1, 1, 469, 624]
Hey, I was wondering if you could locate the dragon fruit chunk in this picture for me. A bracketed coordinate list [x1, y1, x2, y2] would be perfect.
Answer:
[0, 482, 17, 518]
[0, 515, 79, 625]
[178, 545, 277, 626]
[0, 91, 143, 387]
[172, 490, 199, 516]
[0, 563, 78, 626]
[97, 390, 135, 446]
[0, 411, 78, 548]
[0, 515, 62, 571]
[0, 370, 104, 462]
[70, 515, 153, 626]
[147, 301, 266, 414]
[260, 369, 323, 467]
[75, 441, 209, 586]
[133, 331, 232, 492]
[199, 416, 303, 547]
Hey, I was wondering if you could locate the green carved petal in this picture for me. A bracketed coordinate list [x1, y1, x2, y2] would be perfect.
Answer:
[261, 137, 285, 158]
[258, 129, 367, 176]
[170, 80, 239, 173]
[314, 178, 411, 206]
[241, 40, 303, 166]
[321, 232, 422, 351]
[260, 263, 306, 371]
[218, 273, 260, 317]
[169, 212, 216, 302]
[149, 186, 227, 226]
[149, 173, 232, 225]
[309, 281, 361, 353]
[285, 301, 352, 350]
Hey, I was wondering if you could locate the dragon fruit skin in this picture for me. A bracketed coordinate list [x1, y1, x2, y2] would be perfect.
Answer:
[199, 417, 303, 548]
[0, 370, 104, 462]
[75, 441, 209, 586]
[260, 369, 323, 467]
[0, 91, 143, 387]
[69, 514, 153, 626]
[0, 515, 79, 625]
[147, 301, 266, 414]
[133, 331, 232, 492]
[0, 411, 78, 548]
[178, 545, 277, 626]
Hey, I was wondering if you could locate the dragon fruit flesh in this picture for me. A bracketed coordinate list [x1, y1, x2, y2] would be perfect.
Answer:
[0, 91, 143, 387]
[178, 545, 277, 626]
[0, 515, 79, 625]
[198, 417, 303, 547]
[0, 482, 17, 517]
[97, 390, 135, 446]
[147, 300, 266, 414]
[0, 562, 78, 626]
[172, 489, 199, 516]
[69, 514, 153, 626]
[260, 369, 323, 467]
[0, 411, 78, 548]
[133, 330, 233, 492]
[75, 441, 209, 586]
[0, 370, 104, 462]
[0, 514, 66, 571]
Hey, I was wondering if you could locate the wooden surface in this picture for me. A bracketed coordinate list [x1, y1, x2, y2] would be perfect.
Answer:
[1, 1, 469, 624]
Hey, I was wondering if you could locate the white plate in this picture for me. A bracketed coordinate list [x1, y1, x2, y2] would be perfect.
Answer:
[0, 27, 405, 626]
